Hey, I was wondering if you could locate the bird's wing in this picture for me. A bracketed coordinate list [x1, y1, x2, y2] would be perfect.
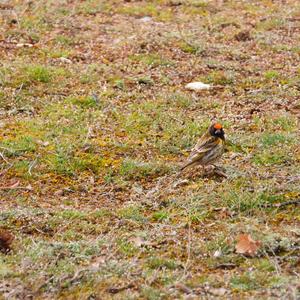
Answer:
[187, 135, 220, 163]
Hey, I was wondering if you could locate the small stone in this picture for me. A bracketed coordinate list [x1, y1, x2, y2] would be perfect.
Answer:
[16, 43, 33, 48]
[185, 82, 211, 91]
[37, 140, 50, 147]
[57, 57, 72, 64]
[54, 189, 64, 196]
[213, 249, 222, 257]
[209, 287, 227, 296]
[139, 16, 152, 22]
[132, 185, 143, 194]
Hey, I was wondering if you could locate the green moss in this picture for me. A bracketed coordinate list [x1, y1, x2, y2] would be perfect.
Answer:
[256, 18, 285, 31]
[1, 135, 37, 157]
[77, 0, 112, 15]
[141, 286, 162, 300]
[117, 239, 138, 257]
[118, 206, 146, 222]
[47, 49, 71, 59]
[178, 41, 204, 55]
[113, 79, 125, 89]
[273, 116, 296, 131]
[230, 273, 259, 291]
[68, 96, 98, 108]
[152, 210, 169, 222]
[120, 159, 169, 180]
[231, 272, 284, 291]
[168, 93, 192, 108]
[260, 133, 291, 146]
[25, 65, 52, 83]
[252, 151, 288, 166]
[205, 235, 231, 254]
[130, 53, 174, 67]
[264, 70, 280, 80]
[147, 257, 179, 270]
[55, 35, 73, 46]
[56, 210, 88, 220]
[220, 190, 274, 212]
[204, 70, 235, 85]
[254, 259, 276, 272]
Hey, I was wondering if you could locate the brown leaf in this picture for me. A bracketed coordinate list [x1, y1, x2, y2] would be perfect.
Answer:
[0, 229, 14, 253]
[234, 30, 252, 41]
[235, 234, 261, 257]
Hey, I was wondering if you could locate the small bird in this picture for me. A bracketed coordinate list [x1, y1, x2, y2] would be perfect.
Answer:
[181, 123, 225, 171]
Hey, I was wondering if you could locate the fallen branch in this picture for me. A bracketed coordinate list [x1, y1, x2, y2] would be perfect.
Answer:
[264, 199, 300, 208]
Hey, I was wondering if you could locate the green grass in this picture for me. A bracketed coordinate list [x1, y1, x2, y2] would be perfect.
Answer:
[147, 257, 179, 270]
[118, 205, 146, 223]
[25, 65, 52, 83]
[130, 53, 174, 68]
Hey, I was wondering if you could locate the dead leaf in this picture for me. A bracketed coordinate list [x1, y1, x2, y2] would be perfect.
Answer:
[234, 30, 252, 41]
[1, 180, 20, 189]
[0, 229, 14, 253]
[235, 234, 261, 256]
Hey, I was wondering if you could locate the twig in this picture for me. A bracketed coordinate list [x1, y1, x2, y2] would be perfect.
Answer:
[14, 83, 24, 96]
[183, 221, 191, 277]
[107, 283, 135, 294]
[0, 186, 32, 191]
[0, 185, 32, 191]
[28, 156, 39, 175]
[262, 199, 300, 208]
[0, 151, 9, 163]
[84, 126, 92, 145]
[271, 200, 300, 208]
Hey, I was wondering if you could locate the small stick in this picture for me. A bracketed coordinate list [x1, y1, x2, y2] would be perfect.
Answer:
[263, 200, 300, 208]
[271, 200, 300, 208]
[0, 184, 32, 191]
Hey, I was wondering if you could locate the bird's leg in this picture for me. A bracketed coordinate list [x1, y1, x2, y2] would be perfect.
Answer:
[202, 165, 215, 176]
[212, 165, 227, 178]
[212, 164, 226, 172]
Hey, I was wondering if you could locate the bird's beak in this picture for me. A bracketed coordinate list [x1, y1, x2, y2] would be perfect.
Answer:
[215, 129, 221, 135]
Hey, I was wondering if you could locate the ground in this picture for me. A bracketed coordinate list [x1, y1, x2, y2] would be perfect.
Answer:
[0, 0, 300, 299]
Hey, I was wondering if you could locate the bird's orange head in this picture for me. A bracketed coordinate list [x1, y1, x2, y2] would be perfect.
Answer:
[213, 123, 222, 130]
[209, 123, 225, 140]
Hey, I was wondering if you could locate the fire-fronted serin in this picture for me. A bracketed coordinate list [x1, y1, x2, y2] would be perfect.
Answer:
[181, 123, 225, 171]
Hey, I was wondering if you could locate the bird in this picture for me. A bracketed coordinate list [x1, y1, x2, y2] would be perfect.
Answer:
[180, 123, 225, 171]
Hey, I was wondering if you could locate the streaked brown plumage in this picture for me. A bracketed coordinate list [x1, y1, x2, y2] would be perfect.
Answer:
[181, 123, 225, 171]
